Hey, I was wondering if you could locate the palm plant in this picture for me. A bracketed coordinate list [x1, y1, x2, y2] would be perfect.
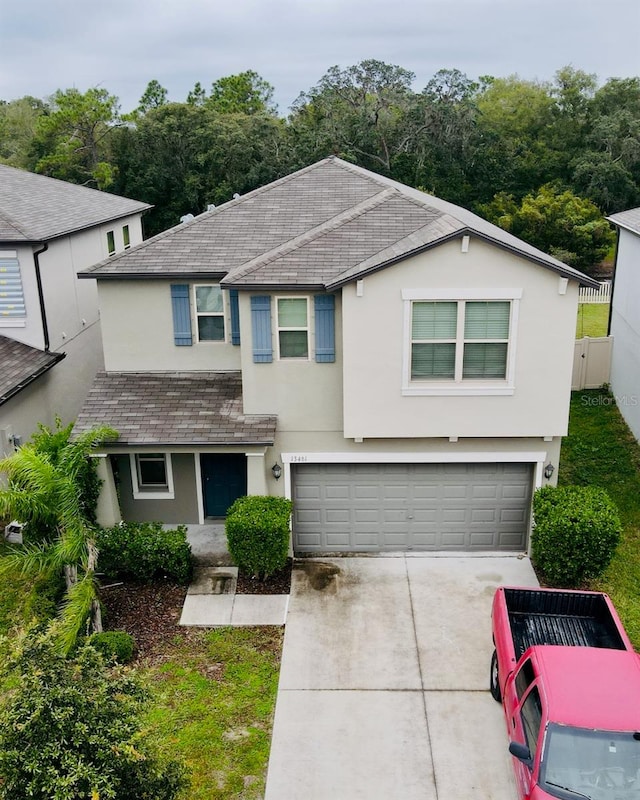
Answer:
[0, 423, 117, 654]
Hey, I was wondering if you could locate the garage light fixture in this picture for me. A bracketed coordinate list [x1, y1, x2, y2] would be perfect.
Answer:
[544, 463, 555, 480]
[272, 462, 282, 480]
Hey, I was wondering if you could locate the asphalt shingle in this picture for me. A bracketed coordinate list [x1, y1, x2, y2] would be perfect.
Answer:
[74, 372, 277, 446]
[0, 335, 64, 405]
[0, 164, 151, 243]
[78, 156, 599, 289]
[608, 207, 640, 234]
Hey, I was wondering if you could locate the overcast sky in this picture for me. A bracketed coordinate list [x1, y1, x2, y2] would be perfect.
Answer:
[1, 0, 639, 115]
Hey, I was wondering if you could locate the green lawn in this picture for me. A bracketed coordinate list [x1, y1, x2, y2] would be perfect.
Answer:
[559, 389, 640, 646]
[143, 627, 283, 800]
[575, 303, 609, 338]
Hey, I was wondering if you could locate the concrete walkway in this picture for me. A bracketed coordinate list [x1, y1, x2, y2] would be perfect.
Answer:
[265, 554, 539, 800]
[179, 564, 289, 626]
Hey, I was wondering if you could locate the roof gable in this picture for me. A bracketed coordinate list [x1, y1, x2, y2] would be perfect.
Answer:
[79, 156, 598, 289]
[0, 164, 151, 243]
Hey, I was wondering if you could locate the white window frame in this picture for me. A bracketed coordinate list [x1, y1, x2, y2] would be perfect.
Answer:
[401, 288, 521, 396]
[122, 224, 131, 250]
[276, 295, 310, 360]
[193, 284, 226, 343]
[130, 452, 175, 499]
[0, 250, 26, 328]
[107, 230, 116, 256]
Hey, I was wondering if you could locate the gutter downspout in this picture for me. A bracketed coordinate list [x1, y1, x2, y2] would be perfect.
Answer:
[33, 242, 50, 351]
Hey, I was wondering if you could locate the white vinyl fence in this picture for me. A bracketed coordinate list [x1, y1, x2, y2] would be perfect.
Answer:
[572, 336, 613, 390]
[579, 281, 611, 304]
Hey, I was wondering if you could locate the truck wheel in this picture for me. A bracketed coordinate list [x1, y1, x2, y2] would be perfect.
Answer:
[490, 649, 502, 702]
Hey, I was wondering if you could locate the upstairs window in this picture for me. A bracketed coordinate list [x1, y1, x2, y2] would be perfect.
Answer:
[277, 297, 309, 359]
[123, 224, 130, 249]
[0, 254, 26, 324]
[107, 230, 116, 256]
[194, 284, 225, 341]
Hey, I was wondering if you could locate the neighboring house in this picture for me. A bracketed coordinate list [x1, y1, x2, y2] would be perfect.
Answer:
[0, 164, 150, 457]
[76, 157, 598, 554]
[607, 207, 640, 441]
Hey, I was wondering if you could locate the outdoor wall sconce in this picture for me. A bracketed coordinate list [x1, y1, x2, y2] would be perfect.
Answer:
[544, 463, 555, 480]
[272, 462, 282, 480]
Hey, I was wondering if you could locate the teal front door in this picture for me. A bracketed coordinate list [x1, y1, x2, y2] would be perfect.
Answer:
[201, 454, 247, 517]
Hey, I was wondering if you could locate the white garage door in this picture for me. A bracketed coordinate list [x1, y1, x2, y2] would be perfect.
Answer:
[292, 462, 532, 553]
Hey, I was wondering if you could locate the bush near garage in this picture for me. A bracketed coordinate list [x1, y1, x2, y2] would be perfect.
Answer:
[532, 485, 622, 587]
[225, 496, 292, 579]
[96, 522, 193, 584]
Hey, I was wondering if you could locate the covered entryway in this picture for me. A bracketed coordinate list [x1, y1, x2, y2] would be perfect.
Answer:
[201, 454, 247, 517]
[292, 462, 532, 553]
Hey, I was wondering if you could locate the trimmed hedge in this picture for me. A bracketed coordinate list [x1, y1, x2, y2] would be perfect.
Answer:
[96, 522, 192, 584]
[89, 631, 135, 664]
[532, 485, 622, 587]
[226, 495, 292, 579]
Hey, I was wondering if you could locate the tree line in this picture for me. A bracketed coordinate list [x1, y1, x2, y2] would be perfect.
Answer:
[2, 62, 639, 273]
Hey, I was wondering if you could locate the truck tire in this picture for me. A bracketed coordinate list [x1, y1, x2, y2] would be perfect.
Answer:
[490, 649, 502, 702]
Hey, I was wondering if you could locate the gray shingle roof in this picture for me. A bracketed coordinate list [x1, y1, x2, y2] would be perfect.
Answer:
[79, 156, 599, 288]
[74, 372, 277, 446]
[0, 335, 65, 405]
[608, 207, 640, 235]
[0, 164, 151, 243]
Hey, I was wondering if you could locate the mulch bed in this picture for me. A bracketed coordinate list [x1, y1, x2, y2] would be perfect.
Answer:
[235, 558, 292, 595]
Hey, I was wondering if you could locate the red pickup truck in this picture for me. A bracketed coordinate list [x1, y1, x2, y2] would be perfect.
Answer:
[491, 586, 640, 800]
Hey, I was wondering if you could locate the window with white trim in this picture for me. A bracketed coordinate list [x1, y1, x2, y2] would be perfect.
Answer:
[122, 225, 130, 249]
[402, 289, 520, 396]
[107, 230, 116, 256]
[194, 284, 225, 342]
[277, 297, 309, 359]
[130, 453, 174, 499]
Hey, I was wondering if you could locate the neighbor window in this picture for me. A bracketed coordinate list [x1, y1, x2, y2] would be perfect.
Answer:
[411, 300, 510, 381]
[277, 297, 309, 358]
[122, 224, 130, 249]
[194, 284, 225, 341]
[107, 230, 115, 256]
[130, 453, 174, 499]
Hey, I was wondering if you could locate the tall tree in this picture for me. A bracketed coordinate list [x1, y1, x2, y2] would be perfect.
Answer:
[0, 96, 48, 168]
[30, 87, 120, 188]
[208, 70, 276, 115]
[136, 78, 168, 114]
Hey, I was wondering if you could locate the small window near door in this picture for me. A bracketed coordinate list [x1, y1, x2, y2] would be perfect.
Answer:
[123, 224, 130, 249]
[130, 453, 174, 499]
[107, 230, 116, 256]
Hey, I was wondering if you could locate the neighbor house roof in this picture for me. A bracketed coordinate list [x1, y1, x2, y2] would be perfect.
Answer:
[0, 164, 151, 243]
[74, 372, 277, 446]
[79, 156, 599, 289]
[608, 207, 640, 235]
[0, 335, 65, 406]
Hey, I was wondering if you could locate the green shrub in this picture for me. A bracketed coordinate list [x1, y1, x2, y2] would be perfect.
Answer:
[226, 495, 292, 579]
[532, 485, 622, 587]
[88, 630, 135, 663]
[96, 522, 192, 584]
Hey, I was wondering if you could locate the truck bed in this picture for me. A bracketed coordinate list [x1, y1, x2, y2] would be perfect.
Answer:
[504, 588, 627, 660]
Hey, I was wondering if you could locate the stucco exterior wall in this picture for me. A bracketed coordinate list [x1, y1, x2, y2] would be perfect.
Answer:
[341, 238, 578, 439]
[97, 281, 241, 372]
[0, 322, 104, 455]
[239, 291, 344, 433]
[610, 229, 640, 441]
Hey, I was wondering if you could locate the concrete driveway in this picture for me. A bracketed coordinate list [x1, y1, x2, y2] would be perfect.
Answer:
[265, 554, 539, 800]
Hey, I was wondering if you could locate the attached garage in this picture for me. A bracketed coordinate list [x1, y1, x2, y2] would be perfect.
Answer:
[292, 462, 533, 553]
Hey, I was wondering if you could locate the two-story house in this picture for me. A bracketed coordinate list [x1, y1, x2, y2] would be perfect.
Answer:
[76, 157, 598, 553]
[0, 164, 150, 457]
[607, 207, 640, 442]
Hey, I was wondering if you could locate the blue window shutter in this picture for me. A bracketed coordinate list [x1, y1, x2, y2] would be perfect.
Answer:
[314, 294, 335, 363]
[229, 289, 241, 345]
[170, 284, 192, 346]
[251, 296, 272, 363]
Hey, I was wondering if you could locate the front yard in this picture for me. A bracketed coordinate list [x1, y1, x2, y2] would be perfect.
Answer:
[559, 388, 640, 646]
